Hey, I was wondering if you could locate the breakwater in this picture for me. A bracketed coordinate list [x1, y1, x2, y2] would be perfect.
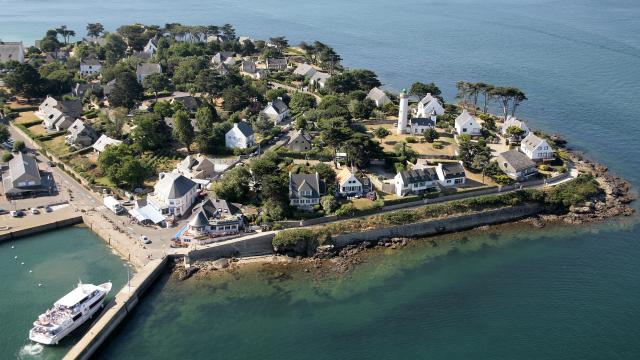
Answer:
[63, 257, 169, 360]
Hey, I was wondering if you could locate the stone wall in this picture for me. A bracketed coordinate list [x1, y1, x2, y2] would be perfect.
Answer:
[188, 232, 276, 261]
[332, 203, 543, 247]
[0, 216, 83, 243]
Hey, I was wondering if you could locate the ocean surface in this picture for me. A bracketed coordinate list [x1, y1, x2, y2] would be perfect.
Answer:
[2, 0, 640, 358]
[0, 227, 128, 359]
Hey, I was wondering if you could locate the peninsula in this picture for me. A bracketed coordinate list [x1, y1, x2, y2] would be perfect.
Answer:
[0, 21, 635, 357]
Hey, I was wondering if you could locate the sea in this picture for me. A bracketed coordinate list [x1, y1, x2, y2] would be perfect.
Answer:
[2, 0, 640, 358]
[0, 227, 128, 359]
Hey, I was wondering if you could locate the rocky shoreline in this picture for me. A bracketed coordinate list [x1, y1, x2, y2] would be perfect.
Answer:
[172, 147, 636, 280]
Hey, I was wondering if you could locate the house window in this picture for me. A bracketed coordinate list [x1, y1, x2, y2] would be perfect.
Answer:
[447, 180, 451, 184]
[454, 178, 464, 184]
[462, 128, 467, 132]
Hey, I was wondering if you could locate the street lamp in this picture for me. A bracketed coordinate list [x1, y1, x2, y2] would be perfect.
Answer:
[124, 263, 131, 293]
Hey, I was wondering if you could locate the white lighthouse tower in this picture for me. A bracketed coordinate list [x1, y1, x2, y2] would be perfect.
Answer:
[397, 89, 409, 134]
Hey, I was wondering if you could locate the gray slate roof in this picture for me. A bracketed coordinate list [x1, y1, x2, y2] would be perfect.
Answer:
[197, 198, 241, 219]
[269, 98, 288, 114]
[136, 62, 162, 76]
[497, 150, 536, 171]
[520, 133, 546, 152]
[440, 162, 466, 179]
[399, 168, 437, 184]
[411, 118, 435, 127]
[8, 152, 41, 187]
[189, 210, 209, 227]
[289, 172, 324, 198]
[172, 95, 200, 112]
[235, 121, 254, 137]
[0, 42, 23, 63]
[81, 58, 101, 66]
[156, 173, 197, 199]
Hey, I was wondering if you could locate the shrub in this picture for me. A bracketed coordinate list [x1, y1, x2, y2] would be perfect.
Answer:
[13, 140, 25, 152]
[544, 174, 601, 208]
[272, 229, 330, 256]
[432, 141, 444, 149]
[406, 136, 417, 143]
[335, 203, 356, 217]
[1, 151, 13, 162]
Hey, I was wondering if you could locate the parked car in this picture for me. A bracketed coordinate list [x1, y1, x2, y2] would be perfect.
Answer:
[45, 206, 53, 213]
[10, 210, 25, 217]
[139, 235, 151, 244]
[0, 208, 7, 215]
[30, 208, 40, 215]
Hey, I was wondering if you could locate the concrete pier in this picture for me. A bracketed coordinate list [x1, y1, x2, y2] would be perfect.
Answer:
[63, 257, 169, 360]
[0, 206, 82, 243]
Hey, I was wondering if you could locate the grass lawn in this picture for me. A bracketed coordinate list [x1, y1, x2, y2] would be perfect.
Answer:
[41, 135, 70, 157]
[350, 198, 378, 211]
[95, 176, 116, 187]
[366, 123, 456, 156]
[14, 111, 40, 125]
[27, 124, 48, 136]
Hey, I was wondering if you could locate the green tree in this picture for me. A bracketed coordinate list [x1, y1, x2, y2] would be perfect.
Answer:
[222, 87, 250, 112]
[1, 152, 13, 163]
[505, 125, 525, 140]
[0, 124, 10, 144]
[318, 117, 352, 159]
[103, 33, 127, 65]
[55, 25, 75, 44]
[211, 166, 251, 203]
[313, 163, 337, 187]
[86, 23, 104, 38]
[344, 133, 384, 167]
[4, 63, 43, 99]
[40, 29, 61, 53]
[423, 128, 439, 143]
[347, 98, 375, 119]
[195, 105, 218, 130]
[289, 92, 316, 114]
[131, 113, 171, 152]
[265, 88, 289, 103]
[410, 82, 441, 98]
[321, 195, 338, 213]
[13, 140, 26, 152]
[197, 122, 231, 154]
[117, 24, 148, 51]
[373, 127, 390, 139]
[109, 71, 143, 109]
[143, 72, 171, 101]
[173, 110, 195, 152]
[152, 100, 174, 119]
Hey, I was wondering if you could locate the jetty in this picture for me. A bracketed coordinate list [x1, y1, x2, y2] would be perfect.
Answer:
[63, 257, 168, 360]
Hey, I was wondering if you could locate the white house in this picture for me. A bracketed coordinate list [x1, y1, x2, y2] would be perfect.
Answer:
[501, 116, 530, 138]
[289, 172, 325, 209]
[148, 172, 198, 218]
[0, 41, 25, 63]
[366, 87, 391, 107]
[454, 110, 482, 136]
[92, 134, 122, 153]
[416, 94, 444, 118]
[136, 63, 162, 83]
[143, 38, 158, 55]
[79, 58, 102, 76]
[37, 96, 83, 131]
[175, 154, 216, 180]
[184, 199, 244, 241]
[496, 150, 538, 180]
[310, 72, 331, 89]
[293, 63, 317, 78]
[520, 133, 555, 161]
[336, 167, 370, 197]
[435, 162, 466, 187]
[394, 168, 439, 197]
[262, 98, 289, 124]
[408, 117, 436, 135]
[225, 122, 255, 149]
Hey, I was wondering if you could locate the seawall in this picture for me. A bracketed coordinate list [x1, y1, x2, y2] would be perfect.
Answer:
[63, 256, 169, 360]
[187, 231, 276, 261]
[332, 203, 543, 246]
[0, 213, 83, 243]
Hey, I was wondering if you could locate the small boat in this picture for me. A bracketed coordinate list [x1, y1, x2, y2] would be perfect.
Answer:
[28, 281, 112, 345]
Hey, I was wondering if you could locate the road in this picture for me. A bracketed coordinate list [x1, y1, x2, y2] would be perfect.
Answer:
[269, 81, 323, 103]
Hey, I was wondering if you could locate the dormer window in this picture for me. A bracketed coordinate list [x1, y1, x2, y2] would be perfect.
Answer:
[302, 190, 312, 196]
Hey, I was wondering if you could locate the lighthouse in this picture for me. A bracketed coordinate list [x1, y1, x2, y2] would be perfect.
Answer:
[397, 89, 409, 134]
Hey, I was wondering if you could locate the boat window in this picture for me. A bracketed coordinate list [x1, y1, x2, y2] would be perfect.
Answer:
[73, 313, 82, 321]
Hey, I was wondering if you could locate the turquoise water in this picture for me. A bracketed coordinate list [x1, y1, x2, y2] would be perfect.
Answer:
[0, 227, 128, 359]
[2, 0, 640, 358]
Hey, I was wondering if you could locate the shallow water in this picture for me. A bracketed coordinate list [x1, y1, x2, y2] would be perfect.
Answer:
[0, 227, 128, 359]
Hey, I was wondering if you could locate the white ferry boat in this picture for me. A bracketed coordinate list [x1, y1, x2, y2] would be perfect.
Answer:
[29, 281, 112, 345]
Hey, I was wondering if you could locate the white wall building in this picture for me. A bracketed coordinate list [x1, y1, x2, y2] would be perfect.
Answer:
[435, 162, 466, 187]
[225, 122, 255, 149]
[79, 59, 102, 76]
[148, 172, 198, 217]
[454, 110, 482, 136]
[394, 168, 439, 197]
[416, 94, 444, 118]
[397, 91, 409, 134]
[520, 133, 555, 161]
